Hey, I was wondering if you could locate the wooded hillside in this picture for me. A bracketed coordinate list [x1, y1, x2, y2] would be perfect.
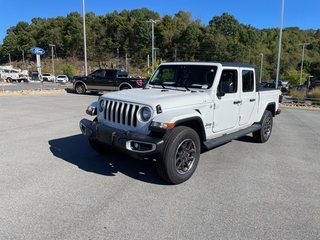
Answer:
[0, 9, 319, 84]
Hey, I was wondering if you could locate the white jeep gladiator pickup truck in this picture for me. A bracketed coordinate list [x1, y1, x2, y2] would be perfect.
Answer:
[79, 62, 282, 184]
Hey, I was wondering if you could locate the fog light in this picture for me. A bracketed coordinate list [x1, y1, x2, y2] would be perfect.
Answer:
[133, 142, 140, 150]
[126, 140, 156, 152]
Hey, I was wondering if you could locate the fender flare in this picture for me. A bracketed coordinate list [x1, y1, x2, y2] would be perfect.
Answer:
[118, 82, 132, 90]
[74, 80, 88, 91]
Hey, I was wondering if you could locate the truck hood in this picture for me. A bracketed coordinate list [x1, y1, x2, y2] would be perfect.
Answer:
[102, 88, 209, 110]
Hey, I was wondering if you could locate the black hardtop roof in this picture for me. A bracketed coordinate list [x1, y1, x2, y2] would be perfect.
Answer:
[220, 62, 257, 68]
[161, 61, 257, 69]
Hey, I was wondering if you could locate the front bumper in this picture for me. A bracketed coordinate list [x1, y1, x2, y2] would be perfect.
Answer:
[79, 118, 164, 159]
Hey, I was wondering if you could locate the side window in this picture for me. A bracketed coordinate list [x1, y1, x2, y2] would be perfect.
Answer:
[242, 70, 254, 92]
[92, 70, 106, 78]
[218, 69, 238, 94]
[105, 70, 114, 78]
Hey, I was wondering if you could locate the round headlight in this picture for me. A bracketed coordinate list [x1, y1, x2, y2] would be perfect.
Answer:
[140, 107, 152, 121]
[98, 99, 105, 112]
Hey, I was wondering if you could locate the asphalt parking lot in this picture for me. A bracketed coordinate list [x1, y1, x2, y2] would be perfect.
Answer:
[0, 92, 320, 240]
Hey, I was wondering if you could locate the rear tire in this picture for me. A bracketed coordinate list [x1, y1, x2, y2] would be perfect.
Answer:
[253, 110, 273, 143]
[156, 126, 200, 184]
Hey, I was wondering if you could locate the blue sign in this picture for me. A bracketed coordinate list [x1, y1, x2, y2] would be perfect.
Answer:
[30, 47, 45, 55]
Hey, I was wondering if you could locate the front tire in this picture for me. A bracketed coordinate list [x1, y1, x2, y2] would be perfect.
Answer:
[156, 126, 200, 184]
[75, 83, 86, 94]
[253, 110, 273, 143]
[120, 85, 131, 90]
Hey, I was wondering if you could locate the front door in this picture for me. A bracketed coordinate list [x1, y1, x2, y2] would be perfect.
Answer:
[212, 69, 240, 133]
[86, 69, 106, 90]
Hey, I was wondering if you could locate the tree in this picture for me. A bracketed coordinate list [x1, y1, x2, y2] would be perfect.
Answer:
[62, 12, 83, 58]
[0, 10, 319, 82]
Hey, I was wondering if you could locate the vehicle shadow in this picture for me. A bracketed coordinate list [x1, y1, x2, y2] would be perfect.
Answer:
[65, 88, 104, 96]
[235, 135, 258, 143]
[200, 135, 258, 154]
[48, 134, 168, 185]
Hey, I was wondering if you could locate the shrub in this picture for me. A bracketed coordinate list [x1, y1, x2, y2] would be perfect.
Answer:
[309, 88, 320, 105]
[290, 89, 306, 103]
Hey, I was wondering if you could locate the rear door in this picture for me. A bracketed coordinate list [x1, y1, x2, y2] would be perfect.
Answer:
[239, 68, 257, 126]
[103, 70, 117, 91]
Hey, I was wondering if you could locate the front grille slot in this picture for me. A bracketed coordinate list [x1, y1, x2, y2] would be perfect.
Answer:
[104, 100, 139, 127]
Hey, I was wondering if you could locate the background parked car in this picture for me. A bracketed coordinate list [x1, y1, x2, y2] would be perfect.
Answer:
[56, 75, 69, 84]
[311, 80, 320, 89]
[42, 73, 55, 82]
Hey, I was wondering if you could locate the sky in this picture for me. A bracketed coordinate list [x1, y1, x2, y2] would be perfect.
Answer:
[0, 0, 319, 43]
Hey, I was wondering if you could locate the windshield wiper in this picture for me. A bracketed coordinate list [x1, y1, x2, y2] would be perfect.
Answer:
[149, 80, 167, 89]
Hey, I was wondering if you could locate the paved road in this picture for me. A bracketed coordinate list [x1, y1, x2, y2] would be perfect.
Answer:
[0, 92, 319, 240]
[1, 81, 72, 91]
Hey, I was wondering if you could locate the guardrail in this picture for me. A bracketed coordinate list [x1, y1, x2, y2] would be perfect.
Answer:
[283, 96, 320, 105]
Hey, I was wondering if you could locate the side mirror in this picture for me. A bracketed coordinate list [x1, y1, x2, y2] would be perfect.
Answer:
[216, 92, 225, 97]
[217, 81, 234, 96]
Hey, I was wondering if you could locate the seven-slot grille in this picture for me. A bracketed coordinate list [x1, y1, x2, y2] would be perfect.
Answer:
[103, 100, 140, 127]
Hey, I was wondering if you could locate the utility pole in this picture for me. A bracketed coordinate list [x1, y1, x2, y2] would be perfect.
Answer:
[175, 48, 177, 61]
[125, 53, 128, 72]
[154, 48, 159, 67]
[49, 44, 55, 82]
[22, 50, 25, 68]
[117, 46, 119, 67]
[299, 43, 310, 85]
[8, 53, 11, 66]
[146, 19, 160, 73]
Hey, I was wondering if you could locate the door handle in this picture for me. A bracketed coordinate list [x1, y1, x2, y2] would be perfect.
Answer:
[250, 99, 256, 102]
[233, 101, 241, 104]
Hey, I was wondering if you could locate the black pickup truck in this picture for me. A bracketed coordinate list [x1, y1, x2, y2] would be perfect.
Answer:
[72, 69, 147, 94]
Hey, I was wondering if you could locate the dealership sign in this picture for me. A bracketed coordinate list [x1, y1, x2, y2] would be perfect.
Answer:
[30, 47, 45, 55]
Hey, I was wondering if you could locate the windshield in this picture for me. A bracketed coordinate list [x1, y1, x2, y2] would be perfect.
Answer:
[149, 65, 217, 89]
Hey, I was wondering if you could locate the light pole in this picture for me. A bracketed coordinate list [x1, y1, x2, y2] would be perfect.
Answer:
[82, 0, 88, 76]
[275, 0, 285, 89]
[260, 53, 263, 83]
[146, 19, 160, 73]
[49, 44, 55, 82]
[299, 43, 310, 85]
